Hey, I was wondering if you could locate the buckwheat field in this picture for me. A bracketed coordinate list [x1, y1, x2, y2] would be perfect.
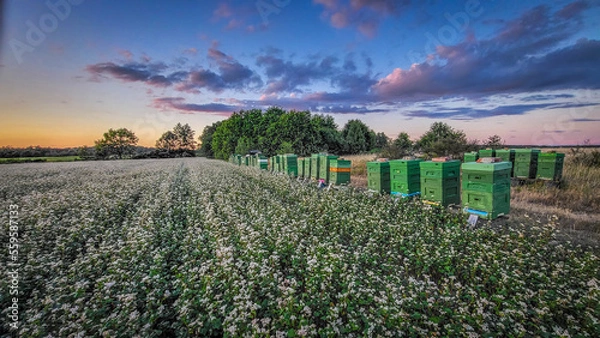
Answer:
[1, 158, 598, 337]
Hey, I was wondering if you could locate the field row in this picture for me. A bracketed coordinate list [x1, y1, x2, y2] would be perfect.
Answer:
[0, 158, 598, 337]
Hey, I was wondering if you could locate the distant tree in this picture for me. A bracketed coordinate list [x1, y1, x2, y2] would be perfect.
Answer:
[417, 122, 468, 158]
[94, 128, 138, 159]
[483, 134, 504, 148]
[374, 132, 389, 150]
[198, 121, 221, 157]
[380, 132, 414, 159]
[155, 131, 178, 155]
[77, 146, 95, 160]
[341, 119, 375, 154]
[234, 136, 255, 155]
[277, 141, 294, 155]
[173, 123, 197, 156]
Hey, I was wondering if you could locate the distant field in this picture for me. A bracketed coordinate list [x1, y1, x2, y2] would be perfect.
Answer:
[0, 156, 80, 164]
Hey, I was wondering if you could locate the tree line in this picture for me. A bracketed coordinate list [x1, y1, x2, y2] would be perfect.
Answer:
[199, 107, 506, 160]
[1, 107, 508, 160]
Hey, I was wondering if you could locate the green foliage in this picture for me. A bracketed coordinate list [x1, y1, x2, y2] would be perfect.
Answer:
[198, 121, 222, 157]
[417, 122, 468, 158]
[94, 128, 139, 159]
[381, 132, 414, 159]
[483, 134, 504, 148]
[210, 108, 350, 160]
[156, 123, 197, 157]
[276, 141, 294, 154]
[341, 119, 376, 154]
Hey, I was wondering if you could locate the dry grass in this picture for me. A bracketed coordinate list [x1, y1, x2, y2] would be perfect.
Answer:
[342, 154, 377, 185]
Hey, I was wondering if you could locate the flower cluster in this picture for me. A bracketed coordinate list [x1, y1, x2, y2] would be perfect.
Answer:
[0, 159, 598, 336]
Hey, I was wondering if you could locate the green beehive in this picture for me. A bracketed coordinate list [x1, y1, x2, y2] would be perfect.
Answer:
[461, 161, 511, 219]
[258, 155, 268, 170]
[304, 157, 311, 179]
[389, 159, 422, 195]
[329, 159, 351, 185]
[298, 158, 305, 177]
[311, 154, 320, 180]
[367, 161, 391, 193]
[479, 149, 496, 158]
[514, 149, 540, 179]
[464, 152, 479, 163]
[419, 160, 461, 206]
[319, 154, 338, 183]
[536, 152, 565, 181]
[284, 154, 298, 177]
[495, 149, 516, 176]
[236, 155, 242, 165]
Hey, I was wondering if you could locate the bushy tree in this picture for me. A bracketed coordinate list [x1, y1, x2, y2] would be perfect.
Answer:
[156, 123, 197, 157]
[198, 122, 221, 157]
[483, 134, 504, 148]
[417, 122, 468, 158]
[341, 119, 376, 154]
[380, 132, 414, 159]
[94, 128, 138, 159]
[155, 131, 178, 155]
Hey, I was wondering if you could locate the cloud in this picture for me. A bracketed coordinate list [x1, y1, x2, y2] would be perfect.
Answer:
[405, 103, 558, 120]
[85, 61, 185, 87]
[569, 118, 600, 122]
[87, 46, 262, 94]
[153, 97, 236, 115]
[313, 0, 409, 37]
[372, 3, 600, 100]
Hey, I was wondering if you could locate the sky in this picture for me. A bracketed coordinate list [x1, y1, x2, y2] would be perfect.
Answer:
[1, 0, 599, 147]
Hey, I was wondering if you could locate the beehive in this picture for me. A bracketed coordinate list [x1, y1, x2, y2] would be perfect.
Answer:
[461, 162, 511, 219]
[536, 152, 565, 181]
[463, 152, 479, 163]
[389, 159, 422, 195]
[495, 149, 516, 176]
[419, 160, 461, 206]
[311, 154, 320, 180]
[367, 161, 391, 193]
[283, 154, 298, 177]
[329, 159, 351, 185]
[319, 154, 338, 183]
[514, 149, 540, 179]
[479, 149, 496, 158]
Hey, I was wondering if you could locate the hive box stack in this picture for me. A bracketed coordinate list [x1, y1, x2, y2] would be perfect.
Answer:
[311, 154, 320, 180]
[389, 159, 422, 197]
[367, 161, 391, 193]
[461, 161, 512, 219]
[514, 149, 541, 179]
[297, 158, 305, 177]
[304, 157, 311, 179]
[479, 149, 496, 158]
[244, 156, 250, 166]
[329, 159, 351, 185]
[284, 154, 298, 177]
[464, 152, 479, 163]
[536, 152, 565, 181]
[319, 154, 338, 183]
[420, 160, 461, 206]
[258, 155, 268, 170]
[495, 149, 516, 177]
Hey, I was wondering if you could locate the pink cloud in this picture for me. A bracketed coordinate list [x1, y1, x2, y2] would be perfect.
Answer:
[119, 49, 133, 60]
[213, 3, 233, 19]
